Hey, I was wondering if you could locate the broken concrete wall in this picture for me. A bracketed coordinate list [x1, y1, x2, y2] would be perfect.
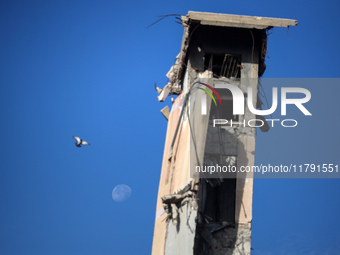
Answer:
[152, 11, 297, 255]
[153, 25, 259, 255]
[164, 194, 198, 254]
[152, 91, 200, 255]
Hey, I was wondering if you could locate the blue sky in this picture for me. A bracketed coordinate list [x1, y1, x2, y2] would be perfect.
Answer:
[0, 0, 339, 254]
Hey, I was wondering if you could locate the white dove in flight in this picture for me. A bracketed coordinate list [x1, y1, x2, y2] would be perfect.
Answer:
[73, 136, 90, 147]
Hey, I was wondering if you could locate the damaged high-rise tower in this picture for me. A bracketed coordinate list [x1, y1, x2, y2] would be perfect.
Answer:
[153, 11, 297, 255]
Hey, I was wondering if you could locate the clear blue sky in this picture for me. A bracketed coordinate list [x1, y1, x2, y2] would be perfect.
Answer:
[0, 0, 339, 254]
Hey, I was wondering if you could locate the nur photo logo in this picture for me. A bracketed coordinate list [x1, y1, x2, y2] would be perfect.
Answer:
[197, 82, 222, 115]
[198, 81, 312, 128]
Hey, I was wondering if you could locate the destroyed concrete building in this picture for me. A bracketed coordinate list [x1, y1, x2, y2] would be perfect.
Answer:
[153, 11, 297, 255]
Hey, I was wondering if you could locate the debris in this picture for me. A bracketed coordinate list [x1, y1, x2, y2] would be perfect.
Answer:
[157, 83, 171, 102]
[160, 106, 170, 120]
[155, 82, 163, 94]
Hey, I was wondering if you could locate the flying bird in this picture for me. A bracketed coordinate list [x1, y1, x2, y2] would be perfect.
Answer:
[72, 136, 90, 147]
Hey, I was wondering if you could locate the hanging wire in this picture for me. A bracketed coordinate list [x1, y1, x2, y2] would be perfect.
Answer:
[146, 14, 182, 28]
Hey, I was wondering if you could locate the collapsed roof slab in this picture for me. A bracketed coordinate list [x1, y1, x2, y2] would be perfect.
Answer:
[184, 11, 298, 29]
